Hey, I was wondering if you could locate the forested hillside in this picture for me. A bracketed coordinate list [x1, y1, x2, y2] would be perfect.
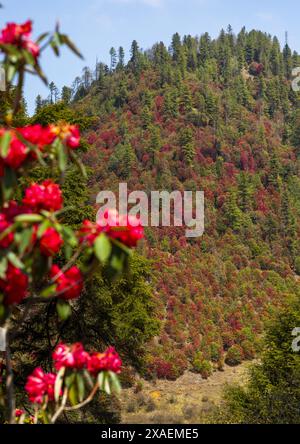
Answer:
[34, 26, 300, 380]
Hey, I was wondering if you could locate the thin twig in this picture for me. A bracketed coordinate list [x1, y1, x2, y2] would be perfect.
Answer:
[50, 387, 68, 424]
[64, 383, 99, 411]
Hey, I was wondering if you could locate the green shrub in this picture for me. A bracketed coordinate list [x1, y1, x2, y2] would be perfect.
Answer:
[225, 345, 244, 366]
[192, 353, 213, 378]
[220, 295, 300, 424]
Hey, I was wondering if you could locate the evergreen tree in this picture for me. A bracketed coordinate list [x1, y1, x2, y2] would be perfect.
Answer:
[109, 47, 117, 71]
[35, 94, 43, 112]
[117, 46, 125, 70]
[61, 86, 72, 104]
[179, 127, 195, 165]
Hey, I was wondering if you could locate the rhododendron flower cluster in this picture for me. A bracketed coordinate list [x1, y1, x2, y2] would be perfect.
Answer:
[23, 180, 63, 212]
[0, 124, 81, 175]
[40, 227, 63, 257]
[0, 20, 40, 58]
[50, 265, 83, 300]
[52, 342, 122, 375]
[18, 124, 56, 149]
[53, 343, 89, 370]
[87, 347, 122, 375]
[0, 129, 28, 173]
[98, 209, 144, 248]
[15, 409, 24, 418]
[25, 368, 56, 404]
[0, 263, 28, 305]
[51, 123, 80, 149]
[78, 219, 102, 246]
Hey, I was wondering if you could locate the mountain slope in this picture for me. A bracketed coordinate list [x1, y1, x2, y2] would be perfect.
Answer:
[35, 27, 300, 379]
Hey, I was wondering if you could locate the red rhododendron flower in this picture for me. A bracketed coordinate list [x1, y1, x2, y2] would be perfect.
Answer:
[97, 209, 144, 248]
[0, 20, 40, 58]
[52, 343, 89, 370]
[0, 129, 28, 169]
[87, 347, 122, 375]
[51, 123, 80, 149]
[0, 214, 14, 248]
[40, 227, 63, 256]
[78, 220, 102, 246]
[17, 124, 56, 149]
[50, 264, 83, 300]
[0, 263, 28, 305]
[15, 409, 24, 418]
[24, 39, 39, 58]
[23, 180, 63, 212]
[25, 367, 56, 404]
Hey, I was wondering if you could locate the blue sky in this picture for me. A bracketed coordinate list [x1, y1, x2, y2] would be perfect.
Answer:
[1, 0, 300, 114]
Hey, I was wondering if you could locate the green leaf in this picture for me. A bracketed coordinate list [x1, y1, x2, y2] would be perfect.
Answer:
[36, 32, 49, 44]
[76, 373, 85, 402]
[94, 233, 112, 264]
[15, 214, 43, 223]
[65, 373, 76, 389]
[61, 225, 78, 248]
[108, 371, 121, 394]
[59, 34, 83, 59]
[0, 131, 11, 158]
[64, 244, 73, 261]
[68, 383, 78, 406]
[7, 252, 24, 269]
[0, 258, 8, 280]
[37, 220, 51, 238]
[18, 227, 33, 255]
[34, 63, 48, 85]
[54, 138, 68, 172]
[97, 371, 106, 390]
[40, 284, 57, 298]
[56, 300, 72, 320]
[104, 376, 111, 395]
[54, 366, 65, 402]
[22, 49, 35, 66]
[6, 64, 17, 83]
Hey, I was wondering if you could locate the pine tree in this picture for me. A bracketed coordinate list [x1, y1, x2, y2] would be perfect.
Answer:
[35, 94, 43, 112]
[180, 84, 193, 113]
[171, 33, 181, 61]
[179, 127, 195, 165]
[117, 46, 125, 70]
[130, 40, 140, 73]
[61, 86, 72, 104]
[283, 43, 293, 79]
[49, 81, 57, 104]
[225, 191, 243, 232]
[141, 105, 152, 129]
[109, 47, 117, 71]
[198, 32, 212, 66]
[108, 142, 136, 179]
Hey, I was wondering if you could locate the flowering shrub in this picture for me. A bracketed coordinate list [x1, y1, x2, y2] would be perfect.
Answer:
[0, 19, 144, 424]
[19, 342, 122, 424]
